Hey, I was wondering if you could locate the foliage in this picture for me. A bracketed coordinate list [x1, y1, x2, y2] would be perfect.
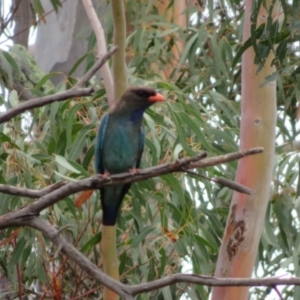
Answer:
[0, 0, 299, 299]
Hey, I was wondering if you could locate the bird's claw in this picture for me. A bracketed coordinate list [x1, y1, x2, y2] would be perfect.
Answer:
[129, 168, 140, 175]
[98, 172, 111, 179]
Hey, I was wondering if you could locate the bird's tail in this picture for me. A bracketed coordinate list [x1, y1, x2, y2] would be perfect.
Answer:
[101, 203, 119, 225]
[100, 185, 130, 226]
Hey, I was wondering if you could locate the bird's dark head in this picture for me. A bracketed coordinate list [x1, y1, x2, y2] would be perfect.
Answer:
[112, 86, 165, 121]
[121, 86, 164, 108]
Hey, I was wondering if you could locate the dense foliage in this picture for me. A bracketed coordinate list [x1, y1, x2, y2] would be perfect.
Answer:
[0, 0, 299, 298]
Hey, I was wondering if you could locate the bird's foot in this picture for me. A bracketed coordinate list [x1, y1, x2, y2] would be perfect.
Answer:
[98, 171, 111, 179]
[129, 168, 140, 175]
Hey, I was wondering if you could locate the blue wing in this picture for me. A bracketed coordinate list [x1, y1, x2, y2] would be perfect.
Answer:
[95, 113, 109, 174]
[136, 125, 145, 168]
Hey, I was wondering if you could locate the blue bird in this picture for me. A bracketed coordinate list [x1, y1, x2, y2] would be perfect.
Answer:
[95, 86, 165, 225]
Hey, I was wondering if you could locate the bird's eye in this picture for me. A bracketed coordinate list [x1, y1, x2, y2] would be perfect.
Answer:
[137, 90, 147, 97]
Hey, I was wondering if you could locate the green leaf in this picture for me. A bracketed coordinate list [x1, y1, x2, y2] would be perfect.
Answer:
[68, 53, 88, 76]
[36, 258, 48, 283]
[157, 247, 166, 277]
[68, 160, 89, 176]
[80, 232, 101, 253]
[9, 237, 26, 267]
[194, 234, 215, 252]
[55, 154, 81, 173]
[68, 125, 94, 161]
[9, 90, 18, 107]
[0, 132, 18, 148]
[0, 51, 14, 87]
[131, 226, 158, 248]
[176, 32, 198, 72]
[162, 287, 172, 300]
[49, 0, 62, 12]
[83, 144, 95, 170]
[20, 244, 32, 269]
[32, 0, 45, 17]
[34, 72, 56, 90]
[66, 102, 84, 147]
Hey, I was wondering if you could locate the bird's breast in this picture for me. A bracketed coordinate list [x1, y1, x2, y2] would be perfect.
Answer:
[102, 120, 141, 174]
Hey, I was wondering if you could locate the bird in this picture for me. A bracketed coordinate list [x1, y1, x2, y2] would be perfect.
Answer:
[95, 86, 165, 226]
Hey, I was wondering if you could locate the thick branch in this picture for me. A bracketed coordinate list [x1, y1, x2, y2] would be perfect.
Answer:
[23, 217, 300, 300]
[13, 0, 31, 47]
[27, 217, 133, 300]
[0, 148, 262, 230]
[101, 225, 119, 299]
[0, 47, 118, 124]
[0, 182, 65, 198]
[212, 1, 283, 298]
[111, 0, 127, 100]
[82, 0, 115, 107]
[0, 88, 93, 124]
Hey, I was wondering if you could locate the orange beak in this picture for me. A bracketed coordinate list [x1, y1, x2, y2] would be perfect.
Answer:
[148, 93, 165, 103]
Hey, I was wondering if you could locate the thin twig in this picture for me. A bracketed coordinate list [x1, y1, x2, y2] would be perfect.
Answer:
[273, 285, 284, 300]
[183, 169, 251, 195]
[128, 274, 300, 296]
[22, 285, 53, 299]
[190, 147, 263, 168]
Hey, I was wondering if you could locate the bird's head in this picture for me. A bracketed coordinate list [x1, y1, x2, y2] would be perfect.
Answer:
[112, 86, 165, 119]
[121, 86, 165, 109]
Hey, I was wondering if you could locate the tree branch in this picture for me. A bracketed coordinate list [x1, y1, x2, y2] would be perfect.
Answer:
[190, 147, 263, 168]
[76, 46, 118, 88]
[0, 182, 65, 198]
[89, 2, 126, 296]
[0, 0, 21, 38]
[128, 274, 300, 296]
[82, 0, 115, 107]
[14, 215, 300, 299]
[0, 144, 291, 299]
[0, 147, 262, 230]
[111, 0, 127, 100]
[12, 0, 31, 47]
[183, 169, 252, 195]
[27, 217, 133, 300]
[0, 88, 93, 124]
[0, 47, 118, 124]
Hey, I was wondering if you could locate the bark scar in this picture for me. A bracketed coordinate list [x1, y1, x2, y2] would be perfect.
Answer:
[226, 204, 246, 261]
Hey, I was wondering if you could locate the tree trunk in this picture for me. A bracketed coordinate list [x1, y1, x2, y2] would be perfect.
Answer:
[212, 1, 283, 299]
[34, 0, 107, 84]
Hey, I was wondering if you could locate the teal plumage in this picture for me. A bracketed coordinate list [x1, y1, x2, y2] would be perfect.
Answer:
[95, 86, 165, 225]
